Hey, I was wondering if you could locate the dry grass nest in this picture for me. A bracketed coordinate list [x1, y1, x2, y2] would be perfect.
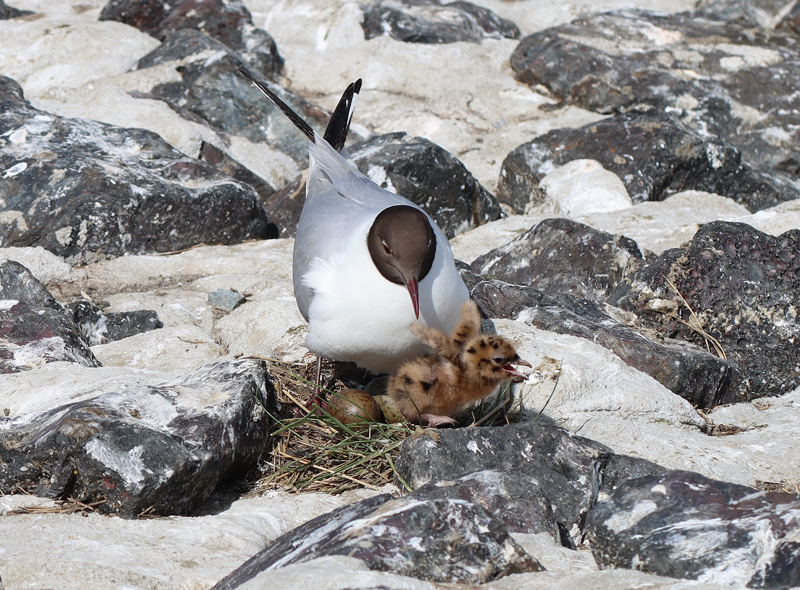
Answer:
[247, 357, 526, 496]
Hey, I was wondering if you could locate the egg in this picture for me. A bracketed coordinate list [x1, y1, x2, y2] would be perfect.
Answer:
[325, 388, 381, 425]
[373, 394, 407, 424]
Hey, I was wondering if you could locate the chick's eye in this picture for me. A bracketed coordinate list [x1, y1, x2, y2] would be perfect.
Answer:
[493, 357, 505, 364]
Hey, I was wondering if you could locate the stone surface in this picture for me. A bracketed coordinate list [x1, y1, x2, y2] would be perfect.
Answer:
[471, 218, 645, 302]
[0, 76, 272, 264]
[0, 0, 31, 19]
[0, 260, 100, 373]
[497, 107, 800, 214]
[586, 470, 800, 588]
[0, 358, 277, 517]
[609, 221, 800, 403]
[394, 421, 665, 545]
[137, 41, 328, 167]
[536, 159, 633, 216]
[267, 132, 502, 239]
[214, 490, 542, 589]
[361, 0, 520, 44]
[208, 288, 246, 311]
[0, 490, 389, 590]
[67, 300, 163, 345]
[410, 470, 560, 540]
[510, 8, 800, 185]
[101, 0, 284, 81]
[472, 280, 732, 408]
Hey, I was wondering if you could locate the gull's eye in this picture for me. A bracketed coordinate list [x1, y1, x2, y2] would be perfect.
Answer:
[381, 239, 392, 255]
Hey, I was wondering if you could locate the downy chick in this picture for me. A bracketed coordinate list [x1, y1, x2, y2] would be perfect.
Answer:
[387, 300, 531, 426]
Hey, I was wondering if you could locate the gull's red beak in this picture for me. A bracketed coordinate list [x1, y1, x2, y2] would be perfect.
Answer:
[503, 359, 532, 380]
[407, 277, 420, 319]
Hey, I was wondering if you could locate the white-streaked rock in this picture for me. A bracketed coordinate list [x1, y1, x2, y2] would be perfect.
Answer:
[0, 490, 390, 590]
[533, 159, 633, 216]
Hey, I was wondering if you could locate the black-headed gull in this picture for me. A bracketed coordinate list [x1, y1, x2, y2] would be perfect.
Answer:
[238, 68, 469, 379]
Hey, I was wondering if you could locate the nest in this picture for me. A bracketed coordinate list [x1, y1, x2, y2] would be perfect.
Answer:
[248, 357, 524, 495]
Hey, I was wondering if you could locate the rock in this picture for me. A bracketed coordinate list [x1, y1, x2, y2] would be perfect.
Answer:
[0, 260, 100, 373]
[213, 490, 542, 588]
[586, 470, 800, 588]
[0, 358, 277, 517]
[361, 0, 520, 44]
[509, 9, 800, 191]
[0, 257, 60, 309]
[0, 302, 101, 374]
[268, 132, 502, 239]
[99, 0, 180, 35]
[350, 132, 501, 238]
[101, 0, 283, 81]
[394, 421, 665, 545]
[609, 221, 800, 403]
[471, 218, 645, 302]
[472, 280, 732, 407]
[409, 469, 560, 540]
[0, 76, 273, 264]
[0, 0, 31, 19]
[0, 490, 389, 590]
[138, 45, 327, 167]
[536, 159, 633, 216]
[449, 191, 756, 262]
[497, 107, 800, 214]
[199, 141, 278, 205]
[66, 300, 163, 346]
[208, 288, 246, 311]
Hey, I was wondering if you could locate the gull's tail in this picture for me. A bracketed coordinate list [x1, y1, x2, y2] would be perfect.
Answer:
[323, 79, 361, 152]
[237, 66, 361, 153]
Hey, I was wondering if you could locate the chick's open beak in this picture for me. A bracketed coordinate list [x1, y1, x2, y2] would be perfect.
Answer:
[502, 359, 532, 380]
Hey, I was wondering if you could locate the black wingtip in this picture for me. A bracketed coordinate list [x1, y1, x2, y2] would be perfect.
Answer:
[323, 78, 363, 152]
[236, 66, 316, 144]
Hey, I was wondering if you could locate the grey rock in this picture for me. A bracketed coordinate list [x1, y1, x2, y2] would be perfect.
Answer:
[609, 221, 800, 403]
[141, 48, 327, 166]
[471, 218, 645, 302]
[264, 132, 501, 239]
[199, 141, 278, 206]
[0, 258, 59, 310]
[0, 358, 277, 517]
[0, 76, 273, 264]
[362, 0, 520, 44]
[102, 0, 283, 81]
[471, 280, 733, 408]
[394, 421, 665, 546]
[208, 288, 246, 311]
[409, 469, 560, 540]
[0, 260, 99, 373]
[66, 300, 163, 345]
[212, 490, 542, 588]
[497, 107, 800, 214]
[509, 9, 800, 199]
[586, 470, 800, 588]
[0, 0, 32, 19]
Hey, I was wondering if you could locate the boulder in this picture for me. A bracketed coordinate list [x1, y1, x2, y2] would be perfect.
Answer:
[0, 76, 273, 264]
[0, 358, 277, 518]
[497, 107, 799, 214]
[510, 9, 800, 180]
[609, 221, 800, 403]
[586, 470, 800, 588]
[471, 218, 645, 302]
[213, 489, 542, 588]
[361, 0, 520, 44]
